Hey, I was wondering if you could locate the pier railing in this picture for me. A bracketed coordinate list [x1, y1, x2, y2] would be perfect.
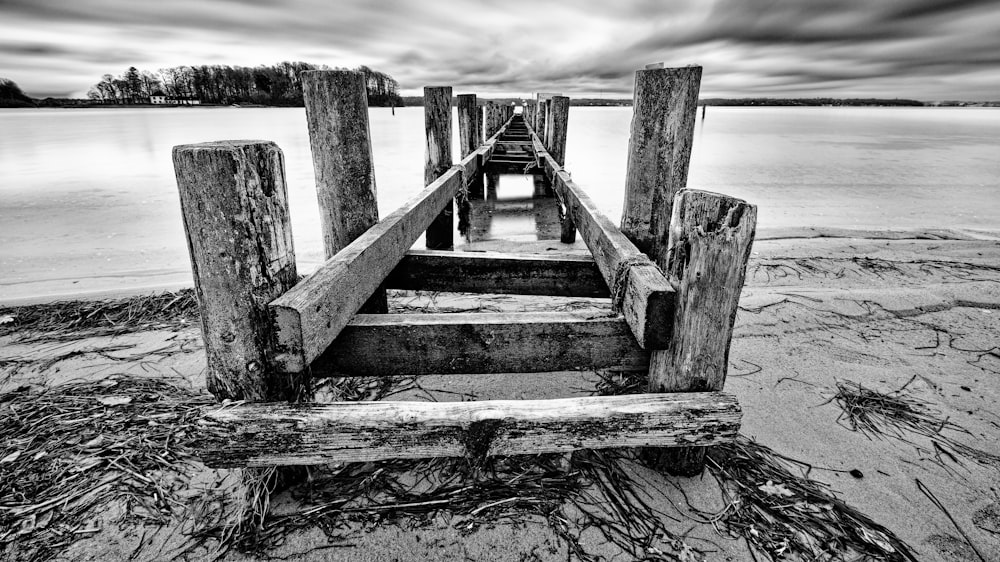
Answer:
[173, 65, 755, 478]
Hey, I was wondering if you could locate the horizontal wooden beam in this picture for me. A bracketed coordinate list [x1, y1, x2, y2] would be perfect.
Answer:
[311, 311, 641, 376]
[386, 250, 608, 297]
[529, 133, 675, 349]
[270, 150, 480, 372]
[198, 392, 741, 467]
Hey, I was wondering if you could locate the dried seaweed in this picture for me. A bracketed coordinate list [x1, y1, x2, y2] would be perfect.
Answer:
[0, 375, 213, 561]
[0, 290, 199, 342]
[830, 379, 1000, 471]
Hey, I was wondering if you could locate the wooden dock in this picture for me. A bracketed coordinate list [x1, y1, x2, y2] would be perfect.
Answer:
[173, 65, 756, 485]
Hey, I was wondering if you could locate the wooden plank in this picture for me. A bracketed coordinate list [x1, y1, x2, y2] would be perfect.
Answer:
[173, 141, 303, 401]
[312, 311, 646, 376]
[530, 133, 674, 349]
[386, 250, 607, 296]
[647, 189, 756, 475]
[424, 86, 454, 250]
[269, 166, 465, 372]
[198, 392, 742, 467]
[302, 70, 387, 313]
[621, 66, 702, 262]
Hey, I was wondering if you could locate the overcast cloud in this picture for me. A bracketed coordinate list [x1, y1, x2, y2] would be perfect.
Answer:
[2, 0, 998, 100]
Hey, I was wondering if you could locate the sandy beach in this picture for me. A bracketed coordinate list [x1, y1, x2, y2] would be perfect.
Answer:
[2, 232, 999, 561]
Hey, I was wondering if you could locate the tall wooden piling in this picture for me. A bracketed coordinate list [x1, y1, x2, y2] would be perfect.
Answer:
[536, 100, 547, 141]
[647, 189, 755, 475]
[302, 70, 386, 312]
[172, 141, 301, 401]
[457, 94, 480, 159]
[620, 66, 702, 259]
[424, 86, 454, 250]
[548, 96, 575, 243]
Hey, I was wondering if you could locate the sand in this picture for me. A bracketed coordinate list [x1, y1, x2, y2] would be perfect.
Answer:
[2, 233, 999, 561]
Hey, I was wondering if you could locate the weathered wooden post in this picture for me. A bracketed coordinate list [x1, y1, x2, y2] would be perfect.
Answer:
[173, 140, 303, 401]
[424, 86, 454, 250]
[302, 70, 386, 313]
[457, 94, 479, 158]
[536, 100, 547, 138]
[621, 65, 701, 260]
[548, 96, 575, 243]
[621, 65, 756, 476]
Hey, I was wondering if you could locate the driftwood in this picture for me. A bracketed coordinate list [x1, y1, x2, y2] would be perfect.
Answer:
[198, 392, 741, 467]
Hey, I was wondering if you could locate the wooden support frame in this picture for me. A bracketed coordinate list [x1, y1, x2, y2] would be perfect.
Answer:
[198, 392, 741, 467]
[312, 311, 647, 376]
[529, 131, 674, 349]
[386, 250, 607, 297]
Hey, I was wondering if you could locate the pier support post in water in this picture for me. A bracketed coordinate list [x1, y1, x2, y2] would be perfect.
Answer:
[457, 94, 480, 158]
[548, 96, 575, 243]
[172, 141, 303, 401]
[302, 70, 386, 312]
[621, 65, 701, 259]
[646, 190, 755, 475]
[424, 86, 454, 250]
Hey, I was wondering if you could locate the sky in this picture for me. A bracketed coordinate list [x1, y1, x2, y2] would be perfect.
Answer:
[2, 0, 999, 100]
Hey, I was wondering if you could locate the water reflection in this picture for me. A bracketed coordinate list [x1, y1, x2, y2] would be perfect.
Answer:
[462, 174, 562, 243]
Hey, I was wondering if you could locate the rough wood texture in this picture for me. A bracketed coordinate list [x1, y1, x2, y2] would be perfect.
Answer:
[457, 93, 479, 158]
[173, 141, 301, 400]
[648, 189, 756, 476]
[548, 96, 570, 166]
[312, 311, 647, 376]
[531, 134, 674, 349]
[621, 66, 702, 261]
[385, 250, 608, 296]
[198, 392, 741, 467]
[269, 167, 465, 372]
[302, 70, 386, 313]
[536, 100, 547, 144]
[424, 86, 454, 250]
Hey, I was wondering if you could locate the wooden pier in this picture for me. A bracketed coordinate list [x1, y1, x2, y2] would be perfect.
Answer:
[173, 65, 756, 480]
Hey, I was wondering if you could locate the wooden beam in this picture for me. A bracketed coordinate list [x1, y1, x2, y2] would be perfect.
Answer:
[269, 162, 468, 372]
[530, 133, 674, 349]
[302, 70, 387, 313]
[173, 141, 303, 401]
[424, 86, 454, 250]
[647, 189, 756, 475]
[312, 311, 646, 376]
[457, 93, 479, 159]
[198, 392, 742, 467]
[386, 250, 608, 296]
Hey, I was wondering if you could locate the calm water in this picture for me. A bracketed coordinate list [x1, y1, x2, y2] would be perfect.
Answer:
[1, 106, 998, 303]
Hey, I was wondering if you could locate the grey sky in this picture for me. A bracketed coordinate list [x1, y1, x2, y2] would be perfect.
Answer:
[2, 0, 998, 100]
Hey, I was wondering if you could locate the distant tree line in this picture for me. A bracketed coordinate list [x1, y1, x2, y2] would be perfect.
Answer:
[0, 78, 35, 107]
[85, 63, 404, 107]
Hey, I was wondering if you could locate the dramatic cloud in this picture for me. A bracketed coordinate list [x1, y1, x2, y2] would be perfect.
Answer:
[1, 0, 998, 100]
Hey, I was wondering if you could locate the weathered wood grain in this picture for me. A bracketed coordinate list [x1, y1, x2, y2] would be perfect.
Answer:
[621, 66, 701, 262]
[302, 70, 387, 313]
[530, 134, 674, 349]
[424, 86, 454, 250]
[269, 167, 464, 372]
[648, 188, 756, 475]
[198, 392, 742, 467]
[385, 250, 608, 296]
[311, 311, 647, 376]
[173, 141, 301, 401]
[457, 93, 480, 159]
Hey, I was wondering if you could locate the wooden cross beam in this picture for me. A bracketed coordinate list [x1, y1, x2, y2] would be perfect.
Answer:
[198, 392, 741, 468]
